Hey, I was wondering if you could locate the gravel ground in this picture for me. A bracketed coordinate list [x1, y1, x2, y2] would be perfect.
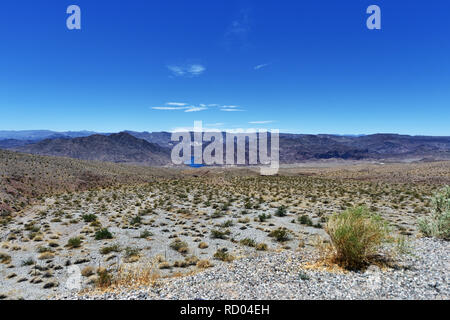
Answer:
[60, 238, 449, 300]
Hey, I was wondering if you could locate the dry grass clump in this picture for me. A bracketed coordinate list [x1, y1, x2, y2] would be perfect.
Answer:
[196, 259, 213, 269]
[94, 259, 161, 291]
[213, 248, 234, 262]
[81, 266, 95, 277]
[325, 206, 390, 269]
[198, 242, 209, 249]
[0, 252, 11, 264]
[170, 238, 189, 253]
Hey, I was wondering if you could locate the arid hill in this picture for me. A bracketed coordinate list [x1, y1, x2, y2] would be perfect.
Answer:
[13, 132, 171, 166]
[2, 131, 450, 164]
[0, 149, 174, 217]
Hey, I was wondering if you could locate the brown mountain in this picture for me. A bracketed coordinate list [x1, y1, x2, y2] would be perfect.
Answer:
[14, 132, 171, 166]
[7, 131, 450, 165]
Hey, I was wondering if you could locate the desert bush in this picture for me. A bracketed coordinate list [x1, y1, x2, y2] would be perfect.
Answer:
[198, 242, 209, 249]
[139, 230, 153, 239]
[268, 227, 290, 242]
[258, 213, 271, 222]
[130, 216, 142, 225]
[21, 258, 35, 266]
[82, 214, 97, 222]
[196, 259, 213, 269]
[81, 266, 95, 277]
[213, 248, 234, 262]
[210, 229, 230, 239]
[96, 268, 112, 287]
[256, 243, 268, 251]
[220, 220, 234, 228]
[298, 214, 313, 226]
[95, 228, 113, 240]
[275, 205, 287, 217]
[239, 238, 256, 247]
[325, 206, 390, 269]
[67, 237, 82, 248]
[0, 252, 11, 264]
[170, 239, 189, 253]
[418, 186, 450, 240]
[100, 244, 121, 255]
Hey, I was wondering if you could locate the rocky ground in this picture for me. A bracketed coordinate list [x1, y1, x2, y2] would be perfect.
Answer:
[1, 163, 449, 300]
[61, 238, 449, 300]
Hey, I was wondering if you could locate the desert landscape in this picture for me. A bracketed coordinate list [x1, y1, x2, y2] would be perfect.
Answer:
[0, 146, 448, 300]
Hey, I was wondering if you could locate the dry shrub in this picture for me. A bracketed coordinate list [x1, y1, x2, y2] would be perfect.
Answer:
[196, 259, 213, 269]
[418, 185, 450, 240]
[325, 206, 390, 269]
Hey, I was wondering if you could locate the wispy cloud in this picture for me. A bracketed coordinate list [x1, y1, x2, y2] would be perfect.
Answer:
[188, 64, 206, 76]
[152, 102, 243, 113]
[249, 120, 274, 124]
[166, 102, 188, 106]
[221, 105, 239, 109]
[184, 106, 207, 113]
[254, 63, 269, 70]
[152, 106, 188, 110]
[167, 64, 206, 77]
[221, 108, 245, 112]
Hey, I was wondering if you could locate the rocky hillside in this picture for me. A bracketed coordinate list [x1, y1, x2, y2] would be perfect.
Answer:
[2, 131, 450, 164]
[13, 132, 171, 166]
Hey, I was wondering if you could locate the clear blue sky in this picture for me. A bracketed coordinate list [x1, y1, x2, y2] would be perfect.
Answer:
[1, 0, 449, 135]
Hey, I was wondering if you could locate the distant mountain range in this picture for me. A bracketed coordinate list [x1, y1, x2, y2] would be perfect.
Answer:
[1, 130, 449, 165]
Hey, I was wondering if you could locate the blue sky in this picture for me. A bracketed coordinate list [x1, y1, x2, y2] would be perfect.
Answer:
[0, 0, 449, 135]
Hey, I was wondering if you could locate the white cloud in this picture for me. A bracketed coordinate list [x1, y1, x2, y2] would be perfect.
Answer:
[221, 105, 239, 108]
[167, 64, 206, 77]
[166, 102, 188, 106]
[254, 63, 269, 70]
[152, 106, 188, 110]
[249, 120, 274, 124]
[221, 108, 245, 112]
[189, 64, 206, 76]
[184, 106, 208, 112]
[167, 66, 186, 76]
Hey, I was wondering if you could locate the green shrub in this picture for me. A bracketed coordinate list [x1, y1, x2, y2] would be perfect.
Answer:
[298, 214, 313, 226]
[275, 205, 287, 217]
[325, 206, 390, 269]
[170, 239, 189, 253]
[268, 227, 290, 242]
[210, 229, 230, 239]
[82, 214, 97, 222]
[100, 244, 121, 255]
[213, 248, 234, 262]
[124, 246, 140, 258]
[220, 220, 234, 228]
[95, 228, 113, 240]
[418, 186, 450, 240]
[130, 216, 142, 225]
[239, 238, 256, 247]
[258, 213, 271, 222]
[21, 258, 35, 266]
[67, 237, 82, 248]
[139, 230, 153, 238]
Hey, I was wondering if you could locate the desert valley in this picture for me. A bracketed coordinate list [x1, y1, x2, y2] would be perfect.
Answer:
[0, 131, 448, 300]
